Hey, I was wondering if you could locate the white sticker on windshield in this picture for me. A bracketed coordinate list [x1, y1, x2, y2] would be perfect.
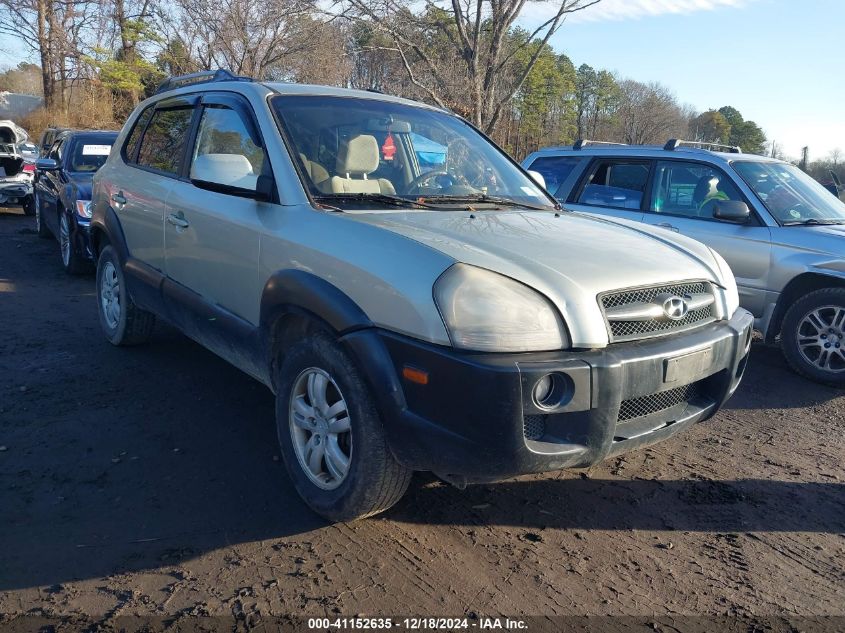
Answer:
[82, 144, 112, 156]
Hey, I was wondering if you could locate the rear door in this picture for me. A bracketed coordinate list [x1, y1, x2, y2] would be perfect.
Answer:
[565, 157, 650, 223]
[115, 97, 197, 272]
[640, 159, 772, 317]
[164, 92, 270, 325]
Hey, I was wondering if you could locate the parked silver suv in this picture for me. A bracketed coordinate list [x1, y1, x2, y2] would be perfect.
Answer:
[91, 72, 752, 521]
[524, 140, 845, 386]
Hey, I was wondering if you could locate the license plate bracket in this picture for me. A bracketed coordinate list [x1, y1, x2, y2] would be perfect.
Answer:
[664, 347, 712, 383]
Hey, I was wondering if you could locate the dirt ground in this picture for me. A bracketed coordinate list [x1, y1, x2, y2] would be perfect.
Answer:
[1, 206, 843, 632]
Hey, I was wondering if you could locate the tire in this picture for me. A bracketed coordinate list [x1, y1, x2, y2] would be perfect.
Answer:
[22, 195, 35, 216]
[35, 194, 51, 238]
[96, 245, 155, 346]
[781, 287, 845, 387]
[275, 330, 412, 522]
[59, 212, 89, 275]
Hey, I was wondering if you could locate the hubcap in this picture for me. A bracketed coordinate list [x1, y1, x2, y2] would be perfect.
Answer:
[60, 214, 70, 266]
[100, 261, 121, 329]
[289, 368, 352, 490]
[796, 305, 845, 373]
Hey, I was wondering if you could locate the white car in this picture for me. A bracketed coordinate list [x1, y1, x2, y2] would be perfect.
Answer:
[0, 119, 35, 215]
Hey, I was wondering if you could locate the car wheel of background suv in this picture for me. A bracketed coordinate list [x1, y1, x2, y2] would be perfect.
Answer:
[275, 330, 412, 522]
[35, 194, 51, 238]
[781, 287, 845, 387]
[96, 245, 156, 346]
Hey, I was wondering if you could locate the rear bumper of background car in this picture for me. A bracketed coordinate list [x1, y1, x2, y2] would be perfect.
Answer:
[0, 179, 33, 207]
[344, 308, 753, 483]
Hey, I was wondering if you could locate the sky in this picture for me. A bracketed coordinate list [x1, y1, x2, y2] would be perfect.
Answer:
[521, 0, 845, 161]
[1, 0, 842, 160]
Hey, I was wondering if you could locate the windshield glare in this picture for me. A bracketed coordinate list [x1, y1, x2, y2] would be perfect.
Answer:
[733, 160, 845, 224]
[270, 95, 554, 210]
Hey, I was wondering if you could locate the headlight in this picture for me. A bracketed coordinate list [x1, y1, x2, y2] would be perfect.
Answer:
[75, 200, 92, 218]
[709, 248, 739, 317]
[434, 264, 569, 352]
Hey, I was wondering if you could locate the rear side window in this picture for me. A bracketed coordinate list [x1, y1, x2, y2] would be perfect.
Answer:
[577, 159, 650, 210]
[122, 106, 153, 163]
[527, 156, 581, 197]
[137, 107, 194, 175]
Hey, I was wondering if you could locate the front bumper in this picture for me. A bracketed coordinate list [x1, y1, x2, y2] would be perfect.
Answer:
[344, 308, 753, 482]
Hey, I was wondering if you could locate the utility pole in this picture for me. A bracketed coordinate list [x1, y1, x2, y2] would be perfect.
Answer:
[799, 146, 809, 171]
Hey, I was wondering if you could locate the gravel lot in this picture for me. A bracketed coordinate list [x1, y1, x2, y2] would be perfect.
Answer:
[1, 206, 843, 631]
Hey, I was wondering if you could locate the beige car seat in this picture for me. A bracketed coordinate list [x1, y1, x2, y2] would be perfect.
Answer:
[330, 134, 395, 195]
[299, 153, 330, 192]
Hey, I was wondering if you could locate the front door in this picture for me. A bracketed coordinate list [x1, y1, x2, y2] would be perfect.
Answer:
[164, 93, 270, 325]
[641, 159, 772, 318]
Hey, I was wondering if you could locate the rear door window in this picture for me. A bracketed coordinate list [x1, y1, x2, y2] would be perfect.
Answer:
[137, 107, 194, 175]
[577, 159, 651, 210]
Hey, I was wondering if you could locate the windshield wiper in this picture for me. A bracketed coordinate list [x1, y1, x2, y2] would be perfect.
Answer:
[782, 218, 845, 226]
[416, 193, 555, 212]
[313, 192, 436, 210]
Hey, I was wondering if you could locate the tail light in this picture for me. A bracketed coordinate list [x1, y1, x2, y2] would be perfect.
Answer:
[22, 163, 36, 173]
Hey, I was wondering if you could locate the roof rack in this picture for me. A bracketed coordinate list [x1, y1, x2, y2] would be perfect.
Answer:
[664, 138, 741, 153]
[155, 69, 253, 95]
[573, 139, 628, 150]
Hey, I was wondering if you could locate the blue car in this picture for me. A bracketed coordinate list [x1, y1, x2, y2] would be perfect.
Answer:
[35, 130, 118, 273]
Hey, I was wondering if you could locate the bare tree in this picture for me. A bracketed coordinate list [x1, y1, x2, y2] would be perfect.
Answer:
[171, 0, 322, 79]
[335, 0, 602, 134]
[616, 79, 686, 145]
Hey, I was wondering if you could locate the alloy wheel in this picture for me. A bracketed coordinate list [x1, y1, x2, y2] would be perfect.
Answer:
[289, 367, 352, 490]
[100, 261, 121, 329]
[796, 305, 845, 374]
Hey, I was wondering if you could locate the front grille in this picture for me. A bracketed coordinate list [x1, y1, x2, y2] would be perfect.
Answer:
[601, 281, 716, 342]
[523, 415, 546, 441]
[618, 382, 700, 422]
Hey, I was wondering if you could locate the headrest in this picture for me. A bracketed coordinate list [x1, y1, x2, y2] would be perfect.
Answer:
[192, 153, 255, 188]
[336, 134, 379, 176]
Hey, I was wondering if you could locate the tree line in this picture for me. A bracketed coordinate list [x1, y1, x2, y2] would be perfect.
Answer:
[0, 0, 771, 158]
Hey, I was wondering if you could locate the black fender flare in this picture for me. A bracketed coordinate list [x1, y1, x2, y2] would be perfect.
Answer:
[89, 205, 129, 264]
[259, 269, 406, 423]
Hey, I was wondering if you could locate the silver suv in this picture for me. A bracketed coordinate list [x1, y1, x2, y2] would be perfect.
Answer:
[91, 72, 752, 521]
[524, 140, 845, 386]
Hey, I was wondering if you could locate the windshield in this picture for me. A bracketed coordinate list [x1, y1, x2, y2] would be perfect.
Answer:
[733, 160, 845, 224]
[270, 95, 554, 211]
[67, 137, 116, 173]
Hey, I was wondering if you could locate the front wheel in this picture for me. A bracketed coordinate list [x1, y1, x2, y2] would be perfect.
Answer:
[35, 194, 51, 238]
[781, 288, 845, 386]
[59, 212, 89, 274]
[96, 245, 155, 346]
[22, 195, 35, 216]
[275, 331, 412, 522]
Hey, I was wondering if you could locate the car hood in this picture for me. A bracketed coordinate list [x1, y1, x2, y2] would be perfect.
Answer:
[347, 209, 727, 347]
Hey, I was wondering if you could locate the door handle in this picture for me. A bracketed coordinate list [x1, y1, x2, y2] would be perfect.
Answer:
[656, 222, 679, 233]
[111, 192, 126, 206]
[167, 213, 190, 229]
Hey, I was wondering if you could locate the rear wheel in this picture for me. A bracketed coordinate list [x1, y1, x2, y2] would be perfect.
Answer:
[22, 195, 35, 216]
[781, 287, 845, 386]
[275, 330, 412, 522]
[96, 245, 155, 346]
[59, 212, 88, 274]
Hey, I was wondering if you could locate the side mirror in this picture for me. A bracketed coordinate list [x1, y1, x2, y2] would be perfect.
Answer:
[527, 170, 547, 190]
[713, 200, 750, 223]
[35, 158, 59, 171]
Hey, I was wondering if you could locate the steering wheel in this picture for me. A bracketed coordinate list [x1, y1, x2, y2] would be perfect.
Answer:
[403, 170, 449, 195]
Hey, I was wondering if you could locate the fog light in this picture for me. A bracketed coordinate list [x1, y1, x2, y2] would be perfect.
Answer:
[533, 374, 553, 403]
[532, 373, 574, 409]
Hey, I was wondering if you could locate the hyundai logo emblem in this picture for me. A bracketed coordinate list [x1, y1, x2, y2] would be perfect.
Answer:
[662, 296, 689, 321]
